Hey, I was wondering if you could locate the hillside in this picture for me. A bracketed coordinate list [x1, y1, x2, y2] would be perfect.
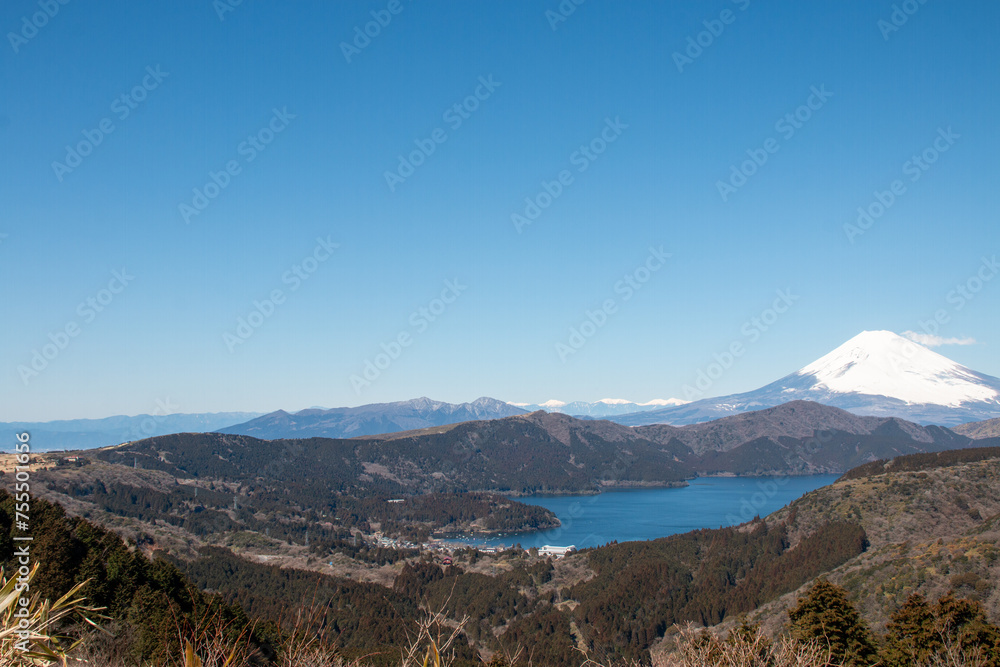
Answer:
[28, 456, 560, 551]
[106, 415, 698, 492]
[954, 416, 1000, 439]
[635, 400, 931, 454]
[679, 446, 1000, 657]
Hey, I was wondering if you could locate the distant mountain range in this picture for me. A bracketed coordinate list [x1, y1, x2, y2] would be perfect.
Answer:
[610, 330, 1000, 427]
[1, 411, 262, 451]
[10, 331, 999, 449]
[217, 396, 527, 440]
[510, 397, 689, 417]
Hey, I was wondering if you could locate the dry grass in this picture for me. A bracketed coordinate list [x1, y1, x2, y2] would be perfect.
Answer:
[657, 624, 843, 667]
[0, 564, 104, 666]
[655, 623, 999, 667]
[397, 610, 469, 667]
[0, 453, 63, 474]
[58, 597, 476, 667]
[45, 613, 1000, 667]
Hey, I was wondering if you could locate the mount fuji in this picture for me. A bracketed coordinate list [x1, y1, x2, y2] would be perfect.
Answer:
[613, 330, 1000, 427]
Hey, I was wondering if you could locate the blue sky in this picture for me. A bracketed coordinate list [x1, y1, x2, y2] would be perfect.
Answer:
[2, 0, 998, 421]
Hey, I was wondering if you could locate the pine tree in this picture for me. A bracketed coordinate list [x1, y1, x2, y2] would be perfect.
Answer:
[788, 579, 879, 666]
[881, 593, 940, 666]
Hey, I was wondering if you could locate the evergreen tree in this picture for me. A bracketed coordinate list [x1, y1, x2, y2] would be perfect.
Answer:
[881, 593, 940, 666]
[934, 594, 1000, 664]
[788, 579, 879, 666]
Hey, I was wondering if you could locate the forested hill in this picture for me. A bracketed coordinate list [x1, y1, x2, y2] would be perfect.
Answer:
[0, 489, 476, 665]
[837, 444, 1000, 481]
[687, 446, 1000, 657]
[96, 419, 693, 495]
[97, 401, 986, 492]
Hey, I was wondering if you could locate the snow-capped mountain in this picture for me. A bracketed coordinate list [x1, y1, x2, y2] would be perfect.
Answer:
[613, 330, 1000, 427]
[513, 397, 689, 418]
[796, 330, 997, 406]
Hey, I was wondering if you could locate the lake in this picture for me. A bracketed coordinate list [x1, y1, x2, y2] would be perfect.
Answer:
[445, 475, 841, 549]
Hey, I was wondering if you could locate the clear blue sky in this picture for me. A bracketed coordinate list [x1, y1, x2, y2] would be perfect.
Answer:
[2, 0, 998, 421]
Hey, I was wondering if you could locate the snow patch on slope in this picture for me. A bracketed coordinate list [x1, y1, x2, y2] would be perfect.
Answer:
[640, 398, 690, 407]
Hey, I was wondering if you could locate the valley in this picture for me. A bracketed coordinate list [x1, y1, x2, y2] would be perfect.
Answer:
[8, 436, 1000, 665]
[4, 399, 1000, 664]
[21, 400, 991, 558]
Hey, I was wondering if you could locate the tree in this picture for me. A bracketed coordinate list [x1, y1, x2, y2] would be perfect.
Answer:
[788, 579, 879, 666]
[934, 593, 1000, 663]
[881, 593, 940, 666]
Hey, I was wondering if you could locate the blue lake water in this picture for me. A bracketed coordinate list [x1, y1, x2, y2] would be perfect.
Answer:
[445, 475, 840, 549]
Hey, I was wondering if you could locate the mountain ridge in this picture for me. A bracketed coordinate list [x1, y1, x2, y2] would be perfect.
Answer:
[93, 400, 985, 488]
[218, 396, 527, 440]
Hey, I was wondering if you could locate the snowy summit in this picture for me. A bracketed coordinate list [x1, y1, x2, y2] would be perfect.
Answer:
[796, 330, 998, 407]
[613, 330, 1000, 427]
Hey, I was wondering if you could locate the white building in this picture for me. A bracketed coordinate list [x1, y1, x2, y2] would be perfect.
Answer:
[539, 545, 575, 558]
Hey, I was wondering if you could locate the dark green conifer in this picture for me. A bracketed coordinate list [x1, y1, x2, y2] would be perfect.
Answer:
[881, 593, 939, 666]
[934, 593, 1000, 664]
[788, 579, 879, 666]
